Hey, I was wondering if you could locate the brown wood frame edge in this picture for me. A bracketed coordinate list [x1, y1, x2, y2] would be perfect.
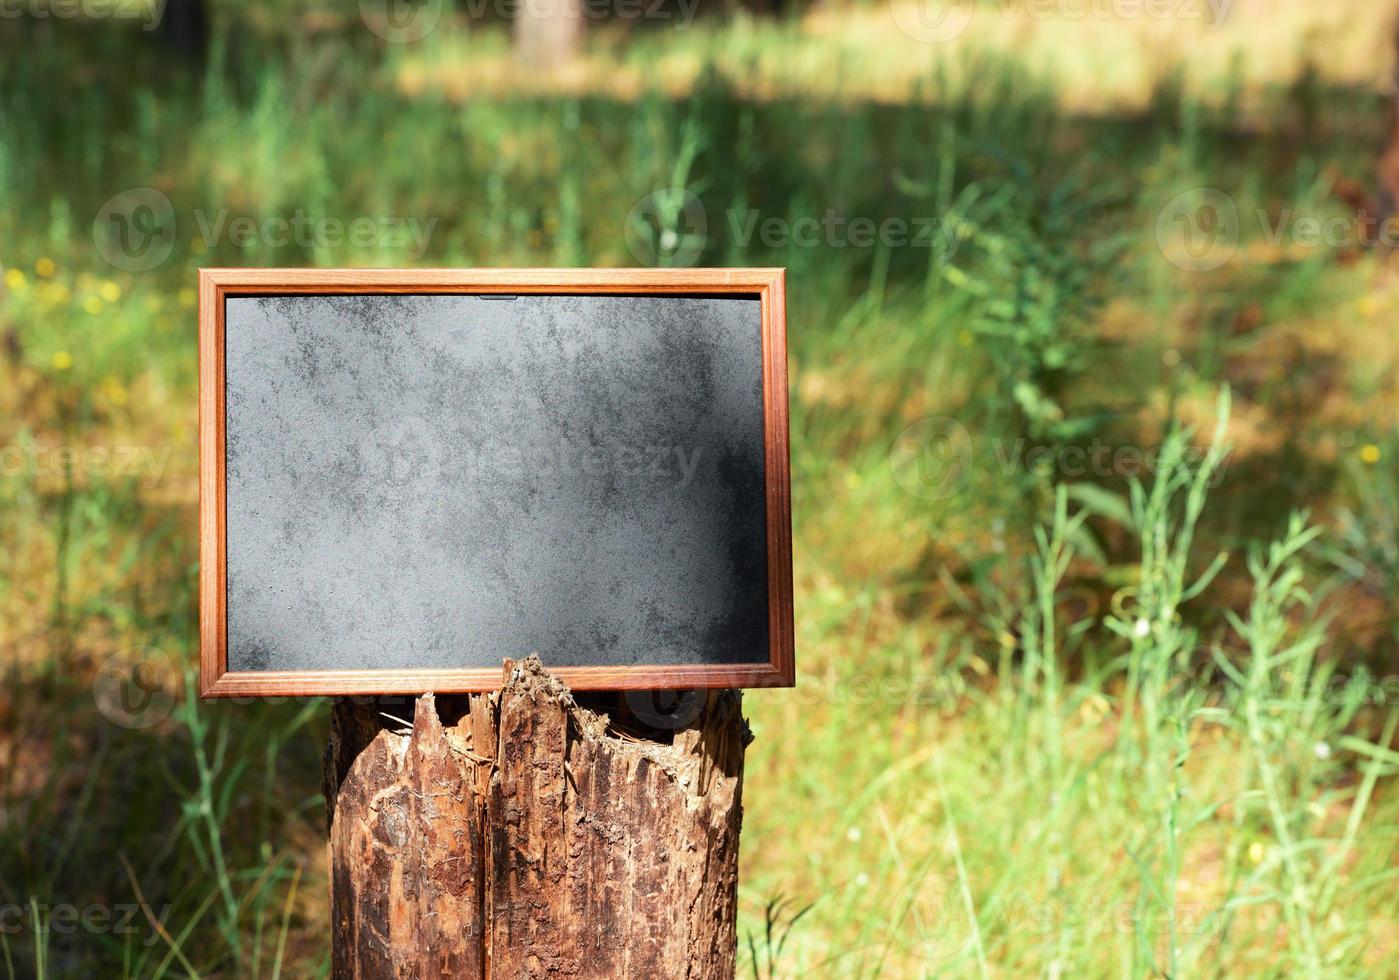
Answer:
[198, 268, 794, 698]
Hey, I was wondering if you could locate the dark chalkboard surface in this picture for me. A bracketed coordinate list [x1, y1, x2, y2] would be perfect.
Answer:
[199, 270, 792, 696]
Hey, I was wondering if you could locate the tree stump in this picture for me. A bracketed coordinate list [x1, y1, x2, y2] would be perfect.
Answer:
[324, 656, 750, 979]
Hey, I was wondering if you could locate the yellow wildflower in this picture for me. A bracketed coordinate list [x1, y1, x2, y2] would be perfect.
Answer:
[84, 296, 103, 315]
[99, 281, 121, 303]
[1359, 444, 1381, 465]
[35, 257, 56, 278]
[52, 351, 73, 371]
[100, 375, 128, 406]
[4, 268, 26, 291]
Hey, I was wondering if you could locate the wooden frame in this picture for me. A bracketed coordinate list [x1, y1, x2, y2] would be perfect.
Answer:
[199, 268, 793, 698]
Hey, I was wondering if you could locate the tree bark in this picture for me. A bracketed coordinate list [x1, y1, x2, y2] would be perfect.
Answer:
[513, 0, 584, 68]
[325, 656, 749, 979]
[156, 0, 210, 65]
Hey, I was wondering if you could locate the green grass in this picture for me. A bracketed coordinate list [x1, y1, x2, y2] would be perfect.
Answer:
[2, 4, 1398, 977]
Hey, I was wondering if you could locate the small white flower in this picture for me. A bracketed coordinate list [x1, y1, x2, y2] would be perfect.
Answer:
[855, 872, 870, 888]
[846, 826, 862, 843]
[659, 229, 678, 251]
[1314, 741, 1331, 760]
[1133, 618, 1151, 639]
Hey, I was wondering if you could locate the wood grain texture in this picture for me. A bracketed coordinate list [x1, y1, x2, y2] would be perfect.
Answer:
[328, 694, 495, 978]
[325, 657, 749, 979]
[205, 663, 788, 698]
[199, 267, 783, 292]
[198, 268, 794, 697]
[198, 269, 226, 697]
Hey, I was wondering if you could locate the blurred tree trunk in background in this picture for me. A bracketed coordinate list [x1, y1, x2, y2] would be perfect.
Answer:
[157, 0, 209, 64]
[514, 0, 584, 66]
[1329, 15, 1399, 248]
[1379, 18, 1399, 223]
[744, 0, 788, 17]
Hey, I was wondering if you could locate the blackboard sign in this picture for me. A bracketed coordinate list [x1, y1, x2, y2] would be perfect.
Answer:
[198, 269, 792, 696]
